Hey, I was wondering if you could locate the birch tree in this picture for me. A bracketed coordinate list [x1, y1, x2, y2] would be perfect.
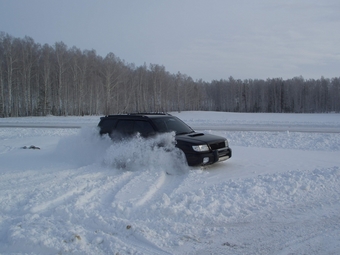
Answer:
[54, 41, 68, 115]
[2, 34, 20, 117]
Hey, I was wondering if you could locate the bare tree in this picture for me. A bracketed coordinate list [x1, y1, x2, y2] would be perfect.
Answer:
[101, 53, 127, 114]
[2, 34, 20, 117]
[20, 36, 39, 115]
[54, 41, 69, 115]
[0, 33, 4, 117]
[38, 44, 54, 115]
[330, 78, 340, 112]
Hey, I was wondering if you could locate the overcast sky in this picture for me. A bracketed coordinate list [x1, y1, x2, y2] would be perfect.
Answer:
[1, 0, 339, 82]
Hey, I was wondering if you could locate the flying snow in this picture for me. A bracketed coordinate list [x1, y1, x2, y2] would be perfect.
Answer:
[54, 127, 189, 175]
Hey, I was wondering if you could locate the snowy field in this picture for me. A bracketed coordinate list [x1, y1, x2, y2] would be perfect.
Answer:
[0, 111, 340, 255]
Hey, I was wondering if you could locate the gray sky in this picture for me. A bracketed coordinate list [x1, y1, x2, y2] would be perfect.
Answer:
[1, 0, 339, 82]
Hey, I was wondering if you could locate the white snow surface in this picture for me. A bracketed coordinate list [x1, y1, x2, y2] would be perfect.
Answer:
[0, 111, 340, 255]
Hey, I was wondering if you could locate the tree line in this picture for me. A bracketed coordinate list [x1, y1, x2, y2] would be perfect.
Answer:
[1, 32, 339, 117]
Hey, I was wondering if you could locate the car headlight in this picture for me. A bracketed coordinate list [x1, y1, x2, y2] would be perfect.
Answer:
[224, 140, 229, 147]
[192, 144, 209, 152]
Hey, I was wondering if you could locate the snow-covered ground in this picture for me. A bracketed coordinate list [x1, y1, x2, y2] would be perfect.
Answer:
[0, 111, 340, 255]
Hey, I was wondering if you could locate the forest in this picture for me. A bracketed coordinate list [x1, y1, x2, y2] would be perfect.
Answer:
[1, 32, 339, 117]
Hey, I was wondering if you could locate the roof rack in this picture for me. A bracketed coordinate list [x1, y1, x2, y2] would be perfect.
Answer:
[103, 112, 172, 118]
[128, 112, 171, 116]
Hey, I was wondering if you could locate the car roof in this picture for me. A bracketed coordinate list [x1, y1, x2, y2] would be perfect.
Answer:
[101, 113, 173, 120]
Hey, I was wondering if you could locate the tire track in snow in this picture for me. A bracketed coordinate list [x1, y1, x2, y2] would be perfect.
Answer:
[134, 171, 168, 207]
[21, 167, 106, 213]
[29, 169, 95, 214]
[113, 169, 187, 213]
[73, 170, 134, 210]
[30, 184, 88, 213]
[65, 168, 179, 255]
[94, 169, 188, 254]
[111, 170, 163, 215]
[1, 169, 82, 215]
[29, 168, 136, 214]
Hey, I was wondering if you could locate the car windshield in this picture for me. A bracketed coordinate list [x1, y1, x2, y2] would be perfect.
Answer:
[151, 117, 194, 135]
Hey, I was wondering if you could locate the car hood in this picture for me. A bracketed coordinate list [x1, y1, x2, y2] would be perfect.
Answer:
[175, 132, 225, 145]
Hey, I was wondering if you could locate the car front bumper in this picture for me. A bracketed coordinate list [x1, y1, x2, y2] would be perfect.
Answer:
[185, 147, 232, 166]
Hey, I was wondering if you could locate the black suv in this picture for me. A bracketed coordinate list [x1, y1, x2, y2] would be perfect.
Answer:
[98, 113, 232, 166]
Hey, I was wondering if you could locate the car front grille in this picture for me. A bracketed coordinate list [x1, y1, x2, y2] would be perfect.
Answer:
[210, 141, 226, 150]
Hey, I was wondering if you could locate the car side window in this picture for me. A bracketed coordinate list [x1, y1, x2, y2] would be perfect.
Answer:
[134, 121, 154, 136]
[99, 119, 117, 134]
[152, 119, 167, 132]
[115, 120, 154, 137]
[116, 120, 134, 135]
